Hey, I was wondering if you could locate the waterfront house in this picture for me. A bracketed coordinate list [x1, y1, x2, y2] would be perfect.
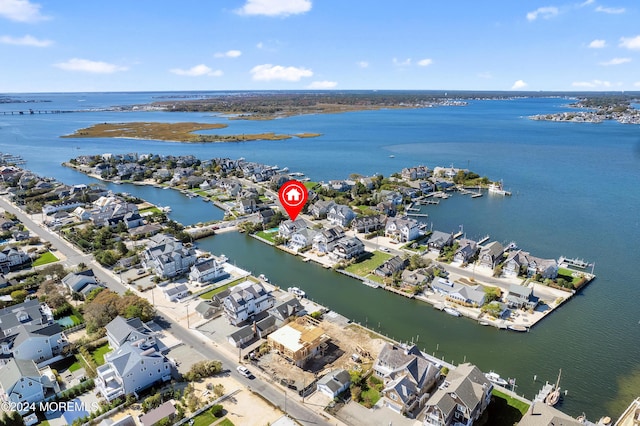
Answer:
[374, 343, 440, 417]
[505, 284, 538, 310]
[188, 257, 228, 285]
[62, 269, 102, 297]
[317, 369, 351, 398]
[431, 279, 487, 306]
[327, 204, 356, 227]
[123, 212, 144, 229]
[454, 239, 479, 264]
[310, 200, 336, 219]
[422, 363, 492, 426]
[288, 228, 319, 252]
[351, 215, 385, 234]
[105, 316, 156, 351]
[503, 250, 558, 279]
[95, 341, 172, 402]
[385, 217, 420, 243]
[478, 241, 505, 269]
[0, 247, 31, 272]
[222, 281, 275, 326]
[375, 201, 397, 217]
[0, 359, 59, 413]
[163, 284, 189, 302]
[312, 226, 345, 254]
[331, 237, 365, 261]
[269, 297, 306, 325]
[402, 166, 431, 181]
[517, 401, 583, 426]
[267, 320, 330, 368]
[142, 234, 197, 279]
[402, 269, 431, 288]
[427, 231, 454, 252]
[378, 190, 404, 206]
[239, 198, 258, 214]
[375, 256, 409, 277]
[278, 218, 308, 240]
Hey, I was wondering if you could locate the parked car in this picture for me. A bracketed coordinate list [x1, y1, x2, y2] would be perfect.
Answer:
[236, 365, 252, 378]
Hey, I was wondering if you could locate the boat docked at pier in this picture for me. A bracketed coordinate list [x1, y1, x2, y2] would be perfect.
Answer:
[546, 369, 562, 406]
[485, 371, 509, 387]
[444, 307, 461, 317]
[288, 287, 306, 298]
[488, 181, 511, 196]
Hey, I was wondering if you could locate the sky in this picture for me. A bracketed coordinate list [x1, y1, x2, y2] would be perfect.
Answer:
[1, 0, 640, 93]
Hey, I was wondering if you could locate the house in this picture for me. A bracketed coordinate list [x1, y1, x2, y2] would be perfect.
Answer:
[312, 226, 345, 254]
[195, 301, 218, 320]
[331, 237, 365, 261]
[95, 341, 172, 401]
[351, 215, 385, 234]
[267, 321, 330, 368]
[12, 230, 29, 241]
[327, 204, 356, 227]
[0, 247, 31, 272]
[401, 269, 431, 288]
[427, 231, 454, 252]
[105, 316, 156, 351]
[0, 359, 59, 413]
[128, 223, 162, 238]
[123, 212, 144, 229]
[505, 284, 538, 310]
[222, 281, 275, 326]
[517, 401, 583, 426]
[189, 258, 228, 285]
[503, 250, 558, 279]
[478, 241, 505, 269]
[269, 297, 306, 324]
[431, 279, 486, 307]
[142, 234, 197, 278]
[258, 208, 276, 225]
[373, 343, 440, 417]
[422, 363, 492, 426]
[227, 325, 256, 348]
[139, 400, 176, 426]
[278, 218, 308, 240]
[288, 228, 318, 252]
[375, 202, 397, 217]
[385, 217, 420, 243]
[62, 269, 101, 296]
[239, 198, 258, 214]
[454, 239, 478, 264]
[163, 284, 189, 302]
[375, 256, 408, 277]
[317, 369, 351, 398]
[378, 190, 404, 206]
[402, 166, 430, 181]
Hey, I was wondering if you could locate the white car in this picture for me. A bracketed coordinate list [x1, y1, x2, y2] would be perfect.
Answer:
[236, 365, 252, 378]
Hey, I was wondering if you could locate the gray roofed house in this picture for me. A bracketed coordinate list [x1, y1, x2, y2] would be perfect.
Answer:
[331, 237, 365, 261]
[375, 256, 409, 277]
[517, 402, 583, 426]
[317, 369, 351, 398]
[223, 281, 275, 326]
[0, 358, 59, 411]
[162, 283, 189, 302]
[288, 228, 319, 252]
[195, 301, 219, 319]
[351, 215, 385, 234]
[503, 250, 559, 279]
[478, 241, 505, 269]
[98, 415, 136, 426]
[105, 316, 155, 351]
[312, 226, 346, 254]
[255, 315, 277, 338]
[422, 363, 492, 426]
[278, 218, 308, 239]
[227, 324, 256, 348]
[506, 284, 538, 310]
[385, 217, 420, 243]
[269, 297, 305, 324]
[139, 400, 176, 426]
[189, 257, 228, 285]
[327, 204, 356, 227]
[142, 234, 197, 279]
[454, 238, 479, 264]
[402, 268, 431, 287]
[427, 231, 454, 252]
[62, 269, 100, 295]
[310, 200, 336, 219]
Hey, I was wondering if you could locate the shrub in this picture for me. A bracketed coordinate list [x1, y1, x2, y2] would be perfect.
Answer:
[210, 404, 224, 418]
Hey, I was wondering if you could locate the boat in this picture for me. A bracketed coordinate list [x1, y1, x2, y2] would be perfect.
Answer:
[478, 321, 490, 326]
[444, 307, 461, 317]
[287, 287, 306, 298]
[258, 274, 269, 282]
[160, 206, 172, 213]
[485, 371, 509, 387]
[389, 155, 395, 158]
[508, 325, 528, 332]
[488, 181, 512, 196]
[545, 369, 562, 406]
[362, 281, 380, 289]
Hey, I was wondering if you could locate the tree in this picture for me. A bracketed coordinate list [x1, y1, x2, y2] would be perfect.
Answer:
[47, 290, 68, 309]
[10, 289, 28, 304]
[484, 286, 501, 303]
[210, 404, 224, 418]
[184, 360, 222, 381]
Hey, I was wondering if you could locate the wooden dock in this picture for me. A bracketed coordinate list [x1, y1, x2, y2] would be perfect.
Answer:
[533, 382, 554, 403]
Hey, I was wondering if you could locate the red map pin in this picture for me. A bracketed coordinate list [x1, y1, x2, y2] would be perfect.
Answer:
[278, 180, 308, 221]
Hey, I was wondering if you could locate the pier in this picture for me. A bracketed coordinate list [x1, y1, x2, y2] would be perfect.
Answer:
[534, 381, 554, 403]
[2, 109, 74, 115]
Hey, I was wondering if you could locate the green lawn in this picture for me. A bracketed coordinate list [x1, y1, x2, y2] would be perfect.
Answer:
[492, 389, 530, 415]
[557, 267, 583, 286]
[192, 412, 234, 426]
[199, 277, 248, 300]
[139, 206, 162, 214]
[303, 181, 319, 189]
[91, 343, 111, 366]
[344, 252, 393, 277]
[68, 358, 82, 373]
[360, 386, 381, 407]
[217, 419, 234, 426]
[69, 314, 83, 325]
[32, 251, 59, 267]
[256, 230, 277, 243]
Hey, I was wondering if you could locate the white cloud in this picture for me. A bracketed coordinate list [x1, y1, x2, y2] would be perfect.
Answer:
[236, 0, 311, 17]
[526, 6, 559, 21]
[588, 39, 606, 48]
[619, 35, 640, 50]
[511, 80, 528, 90]
[595, 6, 625, 14]
[572, 80, 612, 88]
[417, 58, 433, 67]
[393, 58, 411, 67]
[250, 64, 312, 81]
[169, 64, 222, 77]
[54, 58, 128, 74]
[634, 81, 640, 87]
[307, 80, 337, 89]
[478, 72, 493, 79]
[214, 50, 242, 58]
[0, 34, 52, 47]
[0, 0, 48, 22]
[599, 57, 631, 66]
[579, 0, 595, 6]
[357, 61, 369, 68]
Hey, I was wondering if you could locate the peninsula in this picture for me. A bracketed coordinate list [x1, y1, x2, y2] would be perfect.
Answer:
[61, 121, 322, 143]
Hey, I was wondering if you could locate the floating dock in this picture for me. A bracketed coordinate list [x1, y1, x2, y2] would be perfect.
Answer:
[534, 382, 554, 403]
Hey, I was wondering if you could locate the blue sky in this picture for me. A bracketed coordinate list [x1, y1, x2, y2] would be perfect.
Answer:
[1, 0, 639, 92]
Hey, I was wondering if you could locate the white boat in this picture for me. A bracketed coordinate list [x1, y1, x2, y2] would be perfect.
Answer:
[258, 274, 269, 282]
[288, 287, 306, 298]
[362, 281, 380, 289]
[488, 181, 512, 196]
[160, 206, 172, 213]
[546, 369, 562, 406]
[444, 307, 461, 317]
[485, 371, 509, 387]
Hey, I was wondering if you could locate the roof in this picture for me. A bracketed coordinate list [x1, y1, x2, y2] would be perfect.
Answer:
[105, 316, 147, 347]
[268, 322, 327, 352]
[228, 325, 255, 342]
[518, 403, 582, 426]
[269, 297, 304, 321]
[0, 358, 41, 391]
[481, 241, 504, 257]
[139, 401, 175, 426]
[317, 369, 350, 393]
[428, 230, 452, 246]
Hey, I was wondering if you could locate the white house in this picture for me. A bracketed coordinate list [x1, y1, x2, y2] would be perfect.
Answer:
[189, 258, 228, 285]
[142, 234, 197, 278]
[331, 237, 365, 260]
[317, 369, 351, 398]
[105, 316, 156, 350]
[0, 247, 31, 272]
[278, 219, 308, 240]
[95, 342, 172, 401]
[222, 281, 274, 326]
[327, 204, 356, 227]
[62, 269, 101, 296]
[163, 284, 189, 302]
[312, 227, 345, 254]
[385, 217, 420, 243]
[288, 228, 318, 252]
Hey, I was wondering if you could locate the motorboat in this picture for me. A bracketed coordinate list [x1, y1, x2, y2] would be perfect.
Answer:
[288, 287, 306, 298]
[444, 307, 461, 317]
[258, 274, 269, 282]
[485, 371, 509, 387]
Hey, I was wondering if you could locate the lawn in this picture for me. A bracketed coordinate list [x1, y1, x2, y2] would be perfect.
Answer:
[557, 267, 583, 286]
[139, 206, 161, 214]
[192, 412, 234, 426]
[199, 277, 247, 300]
[492, 389, 530, 415]
[303, 181, 319, 189]
[344, 252, 393, 277]
[68, 358, 82, 373]
[91, 343, 111, 366]
[256, 230, 277, 243]
[32, 251, 59, 267]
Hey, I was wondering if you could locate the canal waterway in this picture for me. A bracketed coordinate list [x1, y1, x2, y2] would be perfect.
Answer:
[1, 92, 639, 418]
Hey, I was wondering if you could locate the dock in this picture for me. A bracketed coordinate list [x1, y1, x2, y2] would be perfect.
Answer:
[533, 382, 554, 403]
[477, 235, 490, 245]
[407, 212, 429, 218]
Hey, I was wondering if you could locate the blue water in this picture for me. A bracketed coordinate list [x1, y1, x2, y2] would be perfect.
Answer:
[2, 92, 639, 417]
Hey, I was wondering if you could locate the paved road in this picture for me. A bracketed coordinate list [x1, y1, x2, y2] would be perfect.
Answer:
[0, 196, 331, 425]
